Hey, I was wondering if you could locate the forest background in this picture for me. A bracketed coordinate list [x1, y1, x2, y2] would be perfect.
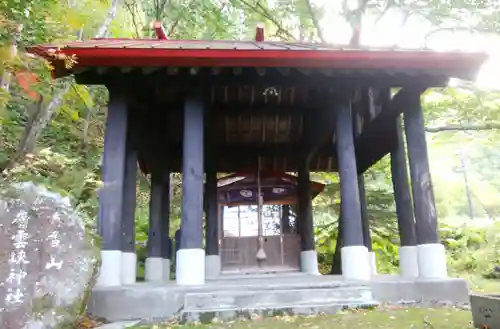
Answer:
[2, 0, 500, 284]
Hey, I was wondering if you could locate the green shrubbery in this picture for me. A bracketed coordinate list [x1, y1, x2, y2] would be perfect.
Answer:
[316, 219, 500, 279]
[442, 221, 500, 279]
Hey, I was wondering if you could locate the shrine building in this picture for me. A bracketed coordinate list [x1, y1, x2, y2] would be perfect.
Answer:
[28, 23, 487, 322]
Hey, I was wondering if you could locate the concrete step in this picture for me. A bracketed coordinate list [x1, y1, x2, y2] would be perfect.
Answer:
[181, 286, 377, 323]
[198, 278, 367, 292]
[184, 286, 374, 311]
[181, 300, 379, 323]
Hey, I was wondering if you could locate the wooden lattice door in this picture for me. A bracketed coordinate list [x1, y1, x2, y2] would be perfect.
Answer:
[220, 205, 300, 273]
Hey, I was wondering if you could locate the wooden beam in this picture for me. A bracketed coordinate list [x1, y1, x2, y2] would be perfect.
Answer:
[127, 101, 311, 117]
[76, 67, 449, 88]
[300, 88, 345, 163]
[152, 153, 335, 171]
[355, 87, 426, 174]
[213, 103, 309, 115]
[164, 143, 335, 158]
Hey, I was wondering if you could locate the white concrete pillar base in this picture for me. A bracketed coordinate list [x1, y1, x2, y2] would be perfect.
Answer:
[162, 258, 171, 282]
[341, 246, 371, 281]
[97, 250, 122, 287]
[417, 243, 448, 279]
[145, 257, 164, 283]
[120, 252, 137, 285]
[205, 255, 221, 279]
[399, 245, 419, 279]
[176, 248, 205, 285]
[300, 250, 321, 275]
[369, 251, 377, 275]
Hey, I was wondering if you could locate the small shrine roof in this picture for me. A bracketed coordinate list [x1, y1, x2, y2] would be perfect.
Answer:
[216, 172, 325, 206]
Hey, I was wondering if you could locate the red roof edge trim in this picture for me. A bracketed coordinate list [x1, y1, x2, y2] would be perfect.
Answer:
[26, 44, 488, 81]
[91, 37, 160, 41]
[29, 47, 488, 68]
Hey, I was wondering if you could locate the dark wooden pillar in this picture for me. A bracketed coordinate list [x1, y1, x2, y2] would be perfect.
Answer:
[358, 173, 377, 273]
[358, 175, 371, 250]
[145, 165, 168, 282]
[174, 228, 181, 254]
[120, 116, 138, 285]
[404, 94, 438, 244]
[298, 164, 314, 251]
[205, 167, 220, 278]
[352, 94, 374, 273]
[297, 161, 319, 274]
[353, 91, 372, 252]
[336, 98, 363, 247]
[404, 90, 447, 278]
[205, 169, 218, 255]
[160, 171, 171, 281]
[391, 115, 418, 277]
[219, 205, 224, 239]
[176, 92, 206, 285]
[97, 85, 128, 287]
[335, 93, 370, 280]
[281, 205, 291, 234]
[392, 116, 417, 246]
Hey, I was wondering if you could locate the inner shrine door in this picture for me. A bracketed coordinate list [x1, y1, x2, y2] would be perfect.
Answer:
[220, 205, 300, 274]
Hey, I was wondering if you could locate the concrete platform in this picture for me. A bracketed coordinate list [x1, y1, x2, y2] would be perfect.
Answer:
[371, 275, 470, 304]
[87, 274, 470, 323]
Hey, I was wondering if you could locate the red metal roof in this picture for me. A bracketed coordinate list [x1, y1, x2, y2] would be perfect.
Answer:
[28, 39, 488, 80]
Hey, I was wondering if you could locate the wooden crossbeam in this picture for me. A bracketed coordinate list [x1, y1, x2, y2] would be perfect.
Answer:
[75, 67, 449, 88]
[355, 87, 426, 173]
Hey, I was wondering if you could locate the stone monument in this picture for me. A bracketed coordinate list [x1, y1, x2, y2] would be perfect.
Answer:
[0, 182, 99, 329]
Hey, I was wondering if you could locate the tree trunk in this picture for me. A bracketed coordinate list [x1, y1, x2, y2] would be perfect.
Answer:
[95, 0, 121, 39]
[0, 24, 22, 94]
[1, 0, 121, 173]
[347, 0, 368, 47]
[306, 0, 325, 42]
[2, 88, 68, 173]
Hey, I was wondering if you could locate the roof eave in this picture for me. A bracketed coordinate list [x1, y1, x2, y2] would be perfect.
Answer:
[26, 45, 488, 82]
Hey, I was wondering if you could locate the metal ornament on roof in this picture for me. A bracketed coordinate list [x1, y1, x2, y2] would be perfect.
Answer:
[263, 87, 278, 96]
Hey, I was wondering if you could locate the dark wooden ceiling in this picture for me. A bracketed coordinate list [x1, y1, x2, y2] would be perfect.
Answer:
[113, 67, 417, 174]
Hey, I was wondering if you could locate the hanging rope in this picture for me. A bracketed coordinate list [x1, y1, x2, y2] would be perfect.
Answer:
[256, 156, 267, 262]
